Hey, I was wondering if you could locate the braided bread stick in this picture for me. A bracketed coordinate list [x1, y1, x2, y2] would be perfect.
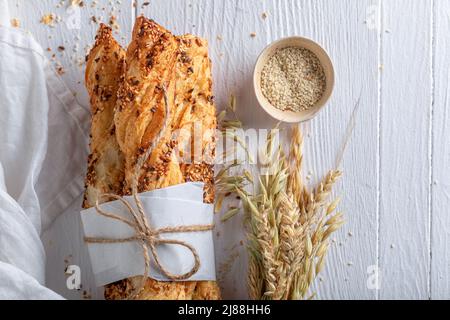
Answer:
[85, 17, 220, 300]
[108, 17, 220, 300]
[83, 24, 125, 209]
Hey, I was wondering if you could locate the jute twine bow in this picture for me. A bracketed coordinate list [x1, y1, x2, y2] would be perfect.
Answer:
[84, 87, 214, 299]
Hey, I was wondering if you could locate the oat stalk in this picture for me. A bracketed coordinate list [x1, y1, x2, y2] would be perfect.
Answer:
[215, 96, 344, 300]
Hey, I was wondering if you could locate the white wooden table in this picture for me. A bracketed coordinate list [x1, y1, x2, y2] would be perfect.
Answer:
[8, 0, 449, 300]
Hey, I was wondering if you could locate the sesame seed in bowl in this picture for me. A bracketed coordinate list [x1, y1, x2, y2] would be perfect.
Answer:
[254, 37, 335, 123]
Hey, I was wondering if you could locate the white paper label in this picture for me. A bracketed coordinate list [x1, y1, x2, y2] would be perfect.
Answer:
[80, 182, 216, 287]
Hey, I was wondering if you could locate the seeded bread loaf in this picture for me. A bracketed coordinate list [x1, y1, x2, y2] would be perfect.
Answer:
[83, 24, 125, 209]
[84, 17, 220, 300]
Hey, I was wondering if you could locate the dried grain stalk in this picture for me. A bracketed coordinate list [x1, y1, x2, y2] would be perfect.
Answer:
[215, 97, 344, 300]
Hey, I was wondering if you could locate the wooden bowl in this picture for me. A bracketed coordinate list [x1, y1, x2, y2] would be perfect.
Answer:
[253, 37, 335, 123]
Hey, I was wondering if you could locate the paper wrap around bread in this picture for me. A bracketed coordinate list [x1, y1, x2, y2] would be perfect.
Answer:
[83, 17, 220, 300]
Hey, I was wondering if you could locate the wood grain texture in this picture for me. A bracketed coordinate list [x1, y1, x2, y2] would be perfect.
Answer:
[6, 0, 133, 300]
[7, 0, 449, 300]
[140, 0, 380, 300]
[379, 0, 432, 299]
[7, 0, 134, 109]
[431, 0, 450, 300]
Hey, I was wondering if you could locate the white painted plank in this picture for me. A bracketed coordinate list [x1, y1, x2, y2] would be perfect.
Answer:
[295, 0, 379, 301]
[139, 0, 380, 300]
[431, 0, 450, 300]
[379, 0, 432, 299]
[7, 0, 134, 108]
[8, 0, 446, 300]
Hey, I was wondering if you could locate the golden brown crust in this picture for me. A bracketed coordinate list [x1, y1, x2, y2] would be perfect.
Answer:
[83, 24, 125, 209]
[175, 37, 219, 298]
[114, 16, 181, 194]
[192, 281, 221, 300]
[85, 18, 220, 300]
[172, 35, 216, 204]
[105, 279, 198, 300]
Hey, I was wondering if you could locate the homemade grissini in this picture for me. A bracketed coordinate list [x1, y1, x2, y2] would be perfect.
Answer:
[83, 24, 125, 209]
[92, 17, 220, 300]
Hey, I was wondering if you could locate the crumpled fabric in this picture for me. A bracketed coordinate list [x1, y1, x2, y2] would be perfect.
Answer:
[0, 0, 89, 299]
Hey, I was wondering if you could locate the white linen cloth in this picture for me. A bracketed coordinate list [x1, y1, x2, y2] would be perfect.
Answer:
[0, 0, 89, 299]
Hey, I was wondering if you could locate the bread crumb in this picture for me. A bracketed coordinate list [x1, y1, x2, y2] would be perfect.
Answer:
[250, 32, 257, 38]
[56, 65, 65, 75]
[262, 12, 268, 19]
[11, 18, 20, 28]
[109, 15, 120, 30]
[40, 13, 56, 27]
[70, 0, 84, 7]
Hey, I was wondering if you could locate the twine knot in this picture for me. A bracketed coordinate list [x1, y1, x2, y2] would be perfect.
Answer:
[84, 86, 213, 299]
[84, 192, 213, 283]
